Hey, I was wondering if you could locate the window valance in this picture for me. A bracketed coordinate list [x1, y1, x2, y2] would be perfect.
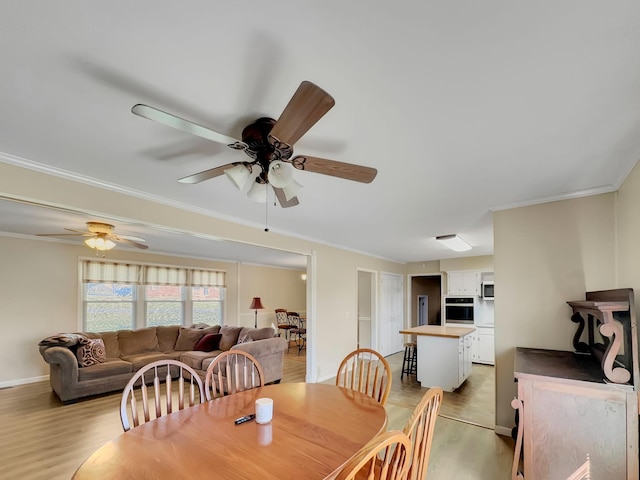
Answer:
[82, 260, 225, 287]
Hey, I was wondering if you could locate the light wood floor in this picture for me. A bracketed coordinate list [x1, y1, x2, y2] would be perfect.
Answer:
[1, 347, 513, 480]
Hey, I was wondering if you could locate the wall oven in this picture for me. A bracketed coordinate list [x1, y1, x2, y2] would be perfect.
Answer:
[444, 297, 475, 324]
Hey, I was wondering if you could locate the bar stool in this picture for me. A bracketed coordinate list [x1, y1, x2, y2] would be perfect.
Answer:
[401, 341, 417, 380]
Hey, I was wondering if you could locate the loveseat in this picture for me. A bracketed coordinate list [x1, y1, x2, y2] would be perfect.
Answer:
[38, 324, 288, 403]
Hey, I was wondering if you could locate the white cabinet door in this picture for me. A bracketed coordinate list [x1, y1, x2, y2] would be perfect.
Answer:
[447, 271, 480, 295]
[477, 331, 495, 365]
[457, 337, 465, 385]
[463, 334, 473, 380]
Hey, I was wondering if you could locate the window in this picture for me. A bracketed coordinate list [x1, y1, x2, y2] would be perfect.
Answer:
[84, 283, 135, 331]
[145, 285, 184, 327]
[81, 260, 226, 332]
[192, 286, 224, 325]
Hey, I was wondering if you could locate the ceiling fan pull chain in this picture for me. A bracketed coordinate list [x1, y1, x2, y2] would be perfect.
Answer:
[264, 189, 270, 232]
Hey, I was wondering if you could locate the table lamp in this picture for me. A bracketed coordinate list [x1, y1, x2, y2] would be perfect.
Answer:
[249, 297, 264, 328]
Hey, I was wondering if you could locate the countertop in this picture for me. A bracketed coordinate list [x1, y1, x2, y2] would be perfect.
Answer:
[399, 325, 476, 338]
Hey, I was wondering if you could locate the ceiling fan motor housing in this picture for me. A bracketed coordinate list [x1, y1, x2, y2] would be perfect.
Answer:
[241, 117, 293, 181]
[86, 222, 114, 234]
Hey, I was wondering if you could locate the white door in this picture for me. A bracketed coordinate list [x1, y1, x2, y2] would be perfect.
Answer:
[379, 272, 404, 356]
[357, 270, 374, 349]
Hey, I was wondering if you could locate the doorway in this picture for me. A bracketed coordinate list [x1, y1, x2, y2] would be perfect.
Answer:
[417, 295, 428, 326]
[357, 269, 376, 350]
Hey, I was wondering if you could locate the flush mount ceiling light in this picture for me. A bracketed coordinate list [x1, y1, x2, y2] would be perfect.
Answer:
[436, 234, 472, 252]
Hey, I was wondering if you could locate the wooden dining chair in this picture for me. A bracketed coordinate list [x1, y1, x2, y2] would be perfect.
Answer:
[204, 350, 265, 401]
[403, 387, 443, 480]
[120, 359, 205, 432]
[566, 455, 591, 480]
[334, 430, 412, 480]
[336, 348, 392, 406]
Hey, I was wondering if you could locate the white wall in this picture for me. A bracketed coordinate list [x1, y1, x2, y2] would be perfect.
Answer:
[493, 193, 617, 431]
[0, 163, 405, 385]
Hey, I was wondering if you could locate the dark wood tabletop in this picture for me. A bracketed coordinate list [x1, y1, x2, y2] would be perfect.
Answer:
[72, 382, 387, 480]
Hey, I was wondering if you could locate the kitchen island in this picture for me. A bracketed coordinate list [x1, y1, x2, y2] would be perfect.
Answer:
[399, 325, 476, 392]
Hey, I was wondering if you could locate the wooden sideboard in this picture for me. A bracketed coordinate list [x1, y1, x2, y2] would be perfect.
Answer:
[512, 289, 639, 480]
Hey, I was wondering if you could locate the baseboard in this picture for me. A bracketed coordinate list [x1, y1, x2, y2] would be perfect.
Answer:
[495, 425, 513, 437]
[0, 375, 48, 389]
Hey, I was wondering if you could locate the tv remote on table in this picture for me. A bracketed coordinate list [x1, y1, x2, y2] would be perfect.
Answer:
[234, 414, 255, 425]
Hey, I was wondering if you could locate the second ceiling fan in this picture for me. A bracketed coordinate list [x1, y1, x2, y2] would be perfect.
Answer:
[132, 81, 377, 208]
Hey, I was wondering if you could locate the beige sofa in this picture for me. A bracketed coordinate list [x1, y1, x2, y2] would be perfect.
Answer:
[39, 324, 288, 403]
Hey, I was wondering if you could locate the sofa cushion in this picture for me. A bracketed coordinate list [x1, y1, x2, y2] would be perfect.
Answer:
[120, 352, 175, 371]
[100, 331, 120, 358]
[180, 350, 222, 370]
[174, 327, 205, 351]
[156, 325, 180, 351]
[239, 327, 276, 342]
[194, 333, 222, 352]
[219, 326, 243, 351]
[118, 328, 159, 356]
[77, 359, 133, 381]
[76, 339, 107, 367]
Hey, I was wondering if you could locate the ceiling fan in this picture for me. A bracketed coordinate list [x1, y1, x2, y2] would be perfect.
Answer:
[37, 222, 148, 251]
[131, 81, 377, 208]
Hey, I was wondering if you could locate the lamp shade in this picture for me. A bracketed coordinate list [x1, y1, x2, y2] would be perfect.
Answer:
[436, 234, 471, 252]
[250, 297, 264, 310]
[247, 180, 268, 203]
[267, 161, 294, 188]
[224, 164, 251, 190]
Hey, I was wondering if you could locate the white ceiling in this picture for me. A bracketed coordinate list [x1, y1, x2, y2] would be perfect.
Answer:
[1, 1, 639, 266]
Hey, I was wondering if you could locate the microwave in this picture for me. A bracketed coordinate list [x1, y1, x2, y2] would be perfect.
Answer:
[481, 281, 494, 300]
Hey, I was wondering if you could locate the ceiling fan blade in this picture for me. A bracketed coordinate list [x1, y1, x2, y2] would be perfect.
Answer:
[290, 155, 377, 183]
[111, 235, 149, 249]
[36, 233, 93, 237]
[268, 81, 335, 147]
[178, 163, 241, 184]
[116, 234, 147, 243]
[273, 186, 300, 208]
[131, 104, 247, 150]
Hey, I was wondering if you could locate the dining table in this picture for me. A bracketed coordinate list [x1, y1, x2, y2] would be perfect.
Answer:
[72, 382, 387, 480]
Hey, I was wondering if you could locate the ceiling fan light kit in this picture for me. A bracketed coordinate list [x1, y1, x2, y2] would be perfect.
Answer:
[132, 80, 377, 208]
[224, 164, 252, 190]
[247, 180, 268, 203]
[267, 161, 294, 188]
[84, 236, 116, 251]
[436, 234, 472, 252]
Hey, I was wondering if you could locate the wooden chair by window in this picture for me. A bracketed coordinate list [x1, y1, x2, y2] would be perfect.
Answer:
[275, 309, 293, 340]
[288, 313, 306, 355]
[120, 359, 205, 432]
[403, 387, 443, 480]
[334, 430, 412, 480]
[566, 455, 591, 480]
[204, 350, 265, 401]
[336, 348, 392, 406]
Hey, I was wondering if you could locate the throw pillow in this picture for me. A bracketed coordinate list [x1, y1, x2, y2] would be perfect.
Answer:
[194, 333, 222, 352]
[76, 339, 107, 367]
[218, 325, 243, 351]
[237, 334, 253, 344]
[38, 333, 87, 348]
[174, 327, 205, 351]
